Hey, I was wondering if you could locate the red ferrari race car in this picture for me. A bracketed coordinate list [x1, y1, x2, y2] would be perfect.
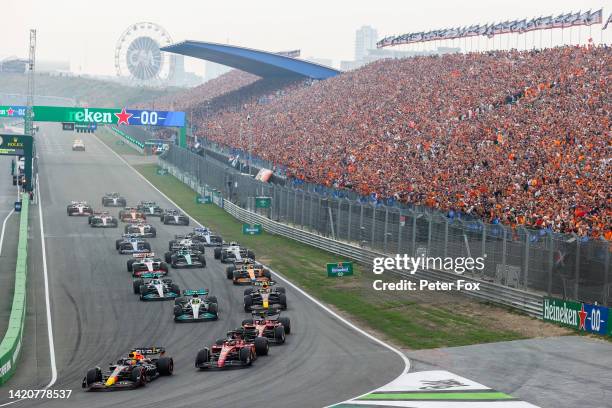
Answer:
[241, 306, 291, 345]
[119, 207, 147, 223]
[194, 329, 268, 369]
[82, 347, 173, 391]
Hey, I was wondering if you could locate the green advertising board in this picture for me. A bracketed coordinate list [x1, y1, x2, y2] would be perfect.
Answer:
[327, 262, 354, 277]
[543, 297, 611, 337]
[0, 135, 34, 191]
[156, 168, 168, 176]
[196, 195, 212, 204]
[255, 197, 272, 209]
[242, 223, 262, 235]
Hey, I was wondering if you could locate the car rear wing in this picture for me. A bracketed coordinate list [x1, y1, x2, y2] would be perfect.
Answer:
[132, 251, 155, 258]
[183, 289, 208, 296]
[130, 346, 165, 356]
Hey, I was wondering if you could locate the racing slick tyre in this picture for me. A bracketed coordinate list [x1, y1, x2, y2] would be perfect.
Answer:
[263, 269, 272, 279]
[226, 266, 235, 279]
[243, 287, 254, 296]
[254, 337, 269, 356]
[142, 243, 152, 252]
[279, 317, 291, 334]
[111, 220, 118, 228]
[279, 293, 287, 310]
[88, 215, 94, 224]
[232, 270, 241, 284]
[215, 339, 225, 345]
[239, 348, 253, 365]
[149, 227, 156, 238]
[173, 305, 182, 317]
[243, 294, 253, 312]
[139, 285, 147, 297]
[163, 217, 169, 225]
[182, 218, 189, 226]
[156, 357, 173, 376]
[168, 240, 176, 251]
[208, 302, 218, 316]
[115, 239, 122, 250]
[214, 248, 221, 259]
[127, 259, 135, 272]
[133, 279, 144, 294]
[160, 262, 169, 272]
[247, 250, 255, 260]
[241, 318, 253, 326]
[198, 255, 207, 267]
[124, 225, 130, 233]
[130, 366, 146, 387]
[164, 252, 172, 264]
[170, 284, 180, 296]
[196, 244, 206, 253]
[276, 286, 286, 294]
[207, 295, 218, 304]
[274, 326, 286, 344]
[85, 367, 102, 387]
[174, 297, 185, 306]
[195, 348, 210, 368]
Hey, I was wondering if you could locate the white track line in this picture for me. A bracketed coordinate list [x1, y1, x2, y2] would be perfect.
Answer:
[37, 175, 58, 390]
[0, 209, 15, 257]
[94, 134, 411, 380]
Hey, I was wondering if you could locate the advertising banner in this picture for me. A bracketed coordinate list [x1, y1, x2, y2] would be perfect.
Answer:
[327, 262, 354, 277]
[32, 106, 185, 127]
[543, 297, 610, 336]
[0, 106, 26, 118]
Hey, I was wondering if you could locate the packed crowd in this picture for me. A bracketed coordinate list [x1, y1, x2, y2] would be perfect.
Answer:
[158, 46, 611, 239]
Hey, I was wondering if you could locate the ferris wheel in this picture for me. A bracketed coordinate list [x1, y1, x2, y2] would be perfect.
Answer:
[114, 22, 175, 86]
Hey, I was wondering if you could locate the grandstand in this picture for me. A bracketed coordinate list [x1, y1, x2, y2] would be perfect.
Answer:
[146, 44, 610, 240]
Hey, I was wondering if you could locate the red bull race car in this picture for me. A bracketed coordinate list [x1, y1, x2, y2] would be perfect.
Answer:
[243, 281, 287, 311]
[82, 347, 173, 391]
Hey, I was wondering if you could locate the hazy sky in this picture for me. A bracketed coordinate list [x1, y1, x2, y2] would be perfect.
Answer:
[2, 0, 608, 75]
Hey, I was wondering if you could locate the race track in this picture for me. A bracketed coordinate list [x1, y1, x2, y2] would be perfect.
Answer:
[0, 123, 403, 407]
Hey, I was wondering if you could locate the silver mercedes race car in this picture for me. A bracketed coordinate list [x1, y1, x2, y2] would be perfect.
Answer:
[173, 290, 218, 322]
[125, 223, 157, 238]
[133, 274, 180, 301]
[137, 201, 164, 217]
[67, 201, 94, 216]
[214, 242, 255, 263]
[166, 249, 206, 268]
[88, 211, 119, 228]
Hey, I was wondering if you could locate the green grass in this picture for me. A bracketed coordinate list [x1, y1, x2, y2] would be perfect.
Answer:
[96, 127, 142, 155]
[132, 163, 529, 349]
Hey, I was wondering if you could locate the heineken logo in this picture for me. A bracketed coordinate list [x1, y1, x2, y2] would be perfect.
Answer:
[67, 108, 132, 125]
[543, 298, 578, 326]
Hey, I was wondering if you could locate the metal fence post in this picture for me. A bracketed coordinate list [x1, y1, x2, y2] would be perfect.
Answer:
[411, 214, 417, 256]
[547, 233, 553, 296]
[293, 189, 298, 225]
[300, 191, 305, 228]
[523, 228, 530, 289]
[383, 207, 389, 253]
[309, 194, 314, 231]
[347, 201, 352, 242]
[427, 214, 432, 253]
[443, 217, 449, 258]
[574, 238, 581, 300]
[371, 207, 376, 248]
[604, 246, 610, 305]
[502, 227, 507, 273]
[480, 221, 486, 257]
[336, 200, 341, 240]
[397, 211, 403, 254]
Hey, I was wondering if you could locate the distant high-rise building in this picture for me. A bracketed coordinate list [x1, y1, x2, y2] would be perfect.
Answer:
[355, 25, 378, 61]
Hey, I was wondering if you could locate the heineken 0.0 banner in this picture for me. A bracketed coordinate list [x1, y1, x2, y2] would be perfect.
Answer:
[543, 297, 610, 336]
[0, 106, 26, 118]
[32, 106, 185, 127]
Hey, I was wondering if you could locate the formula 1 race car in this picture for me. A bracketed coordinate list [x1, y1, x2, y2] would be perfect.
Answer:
[173, 290, 218, 322]
[102, 192, 127, 207]
[137, 201, 164, 217]
[194, 329, 267, 369]
[72, 139, 85, 151]
[214, 242, 255, 263]
[160, 209, 189, 226]
[165, 249, 206, 268]
[82, 347, 173, 391]
[125, 223, 157, 238]
[116, 234, 152, 255]
[227, 264, 271, 285]
[133, 274, 180, 301]
[88, 211, 119, 228]
[67, 201, 94, 216]
[241, 306, 291, 344]
[189, 227, 223, 246]
[168, 237, 206, 253]
[243, 281, 287, 311]
[127, 253, 169, 277]
[119, 207, 147, 223]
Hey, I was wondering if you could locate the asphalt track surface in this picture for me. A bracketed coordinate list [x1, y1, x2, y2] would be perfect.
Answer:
[0, 124, 403, 407]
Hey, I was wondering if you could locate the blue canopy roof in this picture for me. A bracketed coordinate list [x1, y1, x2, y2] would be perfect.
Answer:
[161, 41, 339, 80]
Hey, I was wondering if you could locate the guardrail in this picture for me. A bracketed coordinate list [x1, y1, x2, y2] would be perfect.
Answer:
[0, 194, 29, 385]
[162, 161, 544, 318]
[106, 126, 144, 153]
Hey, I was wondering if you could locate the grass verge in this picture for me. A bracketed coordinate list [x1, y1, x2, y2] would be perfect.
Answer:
[96, 127, 143, 156]
[132, 163, 540, 349]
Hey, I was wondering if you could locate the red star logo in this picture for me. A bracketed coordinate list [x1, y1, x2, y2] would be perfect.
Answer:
[578, 304, 587, 330]
[114, 108, 133, 125]
[7, 107, 14, 116]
